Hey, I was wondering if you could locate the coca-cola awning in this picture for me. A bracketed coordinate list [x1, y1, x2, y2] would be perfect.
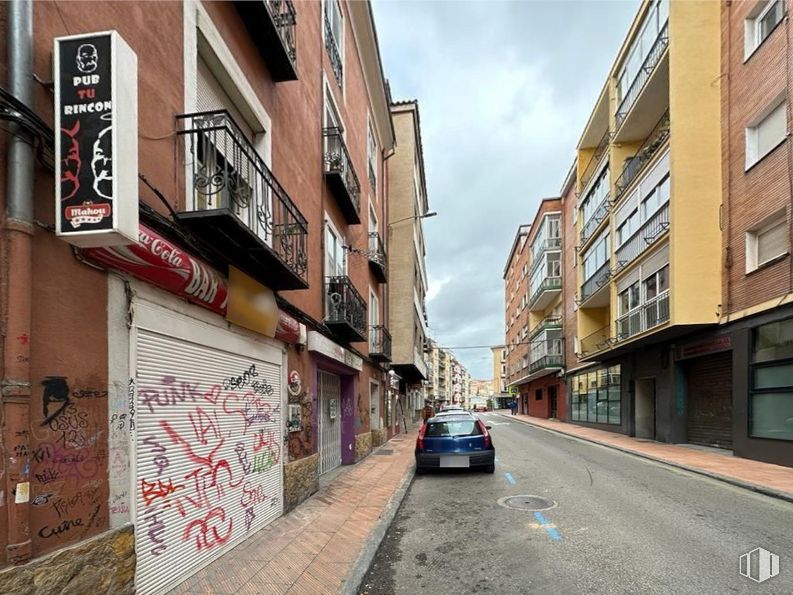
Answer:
[82, 222, 300, 343]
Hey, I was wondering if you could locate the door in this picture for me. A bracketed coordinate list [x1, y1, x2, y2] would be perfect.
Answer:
[318, 371, 342, 474]
[635, 378, 656, 439]
[370, 381, 381, 430]
[549, 385, 558, 419]
[685, 352, 733, 448]
[134, 303, 283, 594]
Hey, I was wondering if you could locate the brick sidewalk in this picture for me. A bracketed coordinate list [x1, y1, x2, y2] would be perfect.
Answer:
[170, 432, 416, 595]
[498, 411, 793, 501]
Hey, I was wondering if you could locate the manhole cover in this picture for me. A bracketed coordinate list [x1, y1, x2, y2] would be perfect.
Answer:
[497, 495, 556, 512]
[375, 449, 394, 455]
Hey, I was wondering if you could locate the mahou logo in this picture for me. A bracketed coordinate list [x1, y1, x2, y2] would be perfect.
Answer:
[65, 202, 111, 228]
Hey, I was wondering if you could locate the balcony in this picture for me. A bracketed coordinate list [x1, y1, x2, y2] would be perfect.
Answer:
[369, 325, 392, 362]
[325, 276, 367, 342]
[529, 276, 562, 311]
[368, 232, 386, 283]
[579, 130, 609, 191]
[615, 111, 670, 200]
[235, 0, 298, 82]
[529, 315, 562, 340]
[176, 110, 308, 290]
[579, 196, 611, 247]
[531, 237, 561, 270]
[579, 325, 613, 358]
[616, 290, 670, 341]
[323, 128, 361, 224]
[615, 203, 669, 272]
[579, 262, 611, 307]
[324, 13, 343, 86]
[615, 21, 669, 134]
[529, 338, 563, 376]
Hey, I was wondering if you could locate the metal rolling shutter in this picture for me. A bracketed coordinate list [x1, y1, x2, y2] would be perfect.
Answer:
[686, 352, 733, 449]
[318, 371, 342, 474]
[135, 327, 282, 594]
[197, 56, 254, 139]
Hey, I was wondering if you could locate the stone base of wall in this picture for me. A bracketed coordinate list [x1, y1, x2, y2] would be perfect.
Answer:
[371, 428, 386, 448]
[284, 453, 319, 513]
[355, 431, 372, 462]
[0, 525, 134, 595]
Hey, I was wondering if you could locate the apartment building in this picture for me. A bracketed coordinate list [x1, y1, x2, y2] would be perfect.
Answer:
[503, 224, 532, 413]
[522, 198, 565, 419]
[0, 0, 398, 588]
[387, 100, 430, 429]
[491, 344, 507, 403]
[572, 0, 722, 443]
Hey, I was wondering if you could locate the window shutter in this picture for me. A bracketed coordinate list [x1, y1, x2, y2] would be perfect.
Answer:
[756, 102, 786, 159]
[758, 219, 788, 264]
[197, 56, 254, 141]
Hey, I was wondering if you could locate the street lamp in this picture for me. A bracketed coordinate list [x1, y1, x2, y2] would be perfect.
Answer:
[388, 211, 437, 228]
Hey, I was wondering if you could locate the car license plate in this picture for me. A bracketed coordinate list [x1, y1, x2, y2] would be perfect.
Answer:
[440, 456, 469, 468]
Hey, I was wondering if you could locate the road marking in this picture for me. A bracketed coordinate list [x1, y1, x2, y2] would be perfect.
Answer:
[533, 511, 562, 541]
[504, 472, 516, 485]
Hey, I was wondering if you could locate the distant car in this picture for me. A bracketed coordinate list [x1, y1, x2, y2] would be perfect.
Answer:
[415, 414, 495, 474]
[441, 404, 464, 412]
[474, 404, 488, 412]
[434, 409, 473, 418]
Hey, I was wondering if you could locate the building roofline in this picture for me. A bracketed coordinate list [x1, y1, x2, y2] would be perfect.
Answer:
[503, 224, 531, 278]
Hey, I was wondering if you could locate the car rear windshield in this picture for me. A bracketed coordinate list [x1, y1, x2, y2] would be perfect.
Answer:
[426, 419, 482, 437]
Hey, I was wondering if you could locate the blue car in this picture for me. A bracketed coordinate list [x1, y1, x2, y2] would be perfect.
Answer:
[415, 414, 495, 474]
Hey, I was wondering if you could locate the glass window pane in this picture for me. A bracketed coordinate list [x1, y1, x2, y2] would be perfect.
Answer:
[609, 401, 622, 425]
[610, 365, 621, 386]
[597, 399, 609, 423]
[598, 369, 609, 388]
[658, 266, 669, 292]
[608, 386, 621, 401]
[753, 318, 793, 362]
[750, 392, 793, 440]
[587, 390, 597, 422]
[754, 364, 793, 389]
[645, 275, 658, 299]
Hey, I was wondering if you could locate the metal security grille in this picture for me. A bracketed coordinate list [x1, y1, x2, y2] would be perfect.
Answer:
[686, 351, 733, 449]
[318, 371, 342, 474]
[135, 326, 282, 594]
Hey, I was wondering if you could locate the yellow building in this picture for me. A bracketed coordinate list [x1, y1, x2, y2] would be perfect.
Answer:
[571, 0, 721, 439]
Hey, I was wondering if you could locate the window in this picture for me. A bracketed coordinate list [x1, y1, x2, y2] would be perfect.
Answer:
[324, 221, 345, 277]
[582, 232, 610, 282]
[643, 265, 669, 300]
[750, 317, 793, 441]
[746, 211, 789, 272]
[367, 119, 377, 194]
[746, 100, 787, 169]
[571, 365, 621, 425]
[618, 282, 640, 315]
[617, 210, 639, 245]
[641, 175, 669, 220]
[745, 0, 784, 59]
[324, 0, 344, 73]
[615, 0, 669, 104]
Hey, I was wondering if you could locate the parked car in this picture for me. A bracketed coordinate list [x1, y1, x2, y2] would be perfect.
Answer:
[415, 414, 495, 474]
[474, 404, 488, 412]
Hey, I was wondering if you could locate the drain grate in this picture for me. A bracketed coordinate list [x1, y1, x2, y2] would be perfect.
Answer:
[374, 449, 394, 455]
[497, 495, 556, 512]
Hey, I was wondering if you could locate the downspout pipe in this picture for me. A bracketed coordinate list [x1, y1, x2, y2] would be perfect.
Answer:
[3, 0, 34, 565]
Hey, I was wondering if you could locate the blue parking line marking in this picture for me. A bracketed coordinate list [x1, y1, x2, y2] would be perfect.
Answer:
[504, 472, 516, 485]
[534, 511, 562, 541]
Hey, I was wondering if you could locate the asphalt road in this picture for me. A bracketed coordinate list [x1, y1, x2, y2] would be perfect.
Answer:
[359, 412, 793, 595]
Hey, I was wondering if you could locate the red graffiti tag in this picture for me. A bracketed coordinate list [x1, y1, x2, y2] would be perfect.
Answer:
[141, 478, 184, 507]
[182, 507, 232, 551]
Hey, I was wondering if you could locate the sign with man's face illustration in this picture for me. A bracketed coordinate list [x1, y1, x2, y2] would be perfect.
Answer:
[55, 31, 138, 247]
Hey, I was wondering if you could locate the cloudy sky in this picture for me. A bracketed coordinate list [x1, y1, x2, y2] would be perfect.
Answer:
[374, 0, 639, 379]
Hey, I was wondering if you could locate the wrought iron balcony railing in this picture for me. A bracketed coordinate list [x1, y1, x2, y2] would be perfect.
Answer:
[615, 111, 670, 199]
[580, 325, 613, 356]
[176, 110, 308, 290]
[615, 21, 669, 130]
[616, 290, 670, 341]
[324, 12, 343, 86]
[580, 261, 611, 303]
[368, 232, 387, 283]
[615, 202, 669, 272]
[325, 275, 367, 342]
[579, 195, 611, 246]
[323, 127, 361, 223]
[579, 130, 609, 191]
[369, 325, 392, 362]
[234, 0, 298, 82]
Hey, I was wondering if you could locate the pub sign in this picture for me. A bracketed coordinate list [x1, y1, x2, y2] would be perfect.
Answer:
[55, 31, 138, 246]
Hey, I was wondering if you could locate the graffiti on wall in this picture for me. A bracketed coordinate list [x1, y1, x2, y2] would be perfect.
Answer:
[136, 363, 281, 562]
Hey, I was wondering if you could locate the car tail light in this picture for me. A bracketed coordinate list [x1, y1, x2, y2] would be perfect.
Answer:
[417, 423, 427, 451]
[478, 420, 491, 448]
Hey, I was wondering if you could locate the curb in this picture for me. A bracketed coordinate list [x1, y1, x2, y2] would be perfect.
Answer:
[497, 413, 793, 505]
[341, 440, 416, 595]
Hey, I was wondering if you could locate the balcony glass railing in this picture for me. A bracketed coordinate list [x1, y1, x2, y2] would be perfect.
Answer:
[580, 196, 611, 246]
[531, 236, 562, 271]
[615, 20, 669, 129]
[580, 261, 611, 303]
[616, 290, 670, 341]
[615, 203, 669, 272]
[178, 110, 308, 284]
[529, 338, 563, 374]
[615, 111, 670, 199]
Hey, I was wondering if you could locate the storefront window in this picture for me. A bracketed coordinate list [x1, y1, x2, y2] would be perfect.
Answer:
[750, 318, 793, 441]
[570, 365, 622, 425]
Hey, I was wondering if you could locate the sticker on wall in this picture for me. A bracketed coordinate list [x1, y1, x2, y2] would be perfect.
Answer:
[287, 403, 301, 432]
[15, 482, 30, 504]
[288, 370, 302, 396]
[329, 398, 338, 420]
